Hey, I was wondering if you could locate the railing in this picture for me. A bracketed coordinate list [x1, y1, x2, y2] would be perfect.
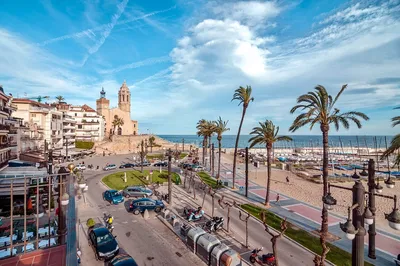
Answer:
[0, 124, 10, 131]
[30, 106, 49, 112]
[0, 106, 12, 115]
[0, 160, 9, 169]
[0, 143, 10, 149]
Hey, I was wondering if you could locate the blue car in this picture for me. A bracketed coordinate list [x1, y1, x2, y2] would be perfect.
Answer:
[129, 198, 164, 215]
[103, 190, 124, 205]
[107, 249, 138, 266]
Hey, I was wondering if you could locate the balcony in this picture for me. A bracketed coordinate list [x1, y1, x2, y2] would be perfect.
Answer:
[0, 106, 12, 117]
[63, 125, 75, 129]
[0, 142, 10, 150]
[64, 132, 75, 136]
[30, 106, 49, 113]
[76, 128, 93, 131]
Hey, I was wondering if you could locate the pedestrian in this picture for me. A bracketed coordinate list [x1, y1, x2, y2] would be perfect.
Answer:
[286, 176, 290, 184]
[276, 193, 280, 204]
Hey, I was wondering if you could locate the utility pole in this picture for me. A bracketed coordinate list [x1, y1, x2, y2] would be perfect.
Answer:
[352, 181, 366, 266]
[211, 143, 215, 177]
[167, 149, 172, 206]
[245, 147, 249, 197]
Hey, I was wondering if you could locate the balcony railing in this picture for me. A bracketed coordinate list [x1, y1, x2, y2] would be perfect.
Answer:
[0, 142, 10, 149]
[0, 106, 12, 115]
[0, 124, 10, 131]
[30, 106, 49, 112]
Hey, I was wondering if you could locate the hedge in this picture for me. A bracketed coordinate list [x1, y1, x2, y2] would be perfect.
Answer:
[75, 141, 94, 149]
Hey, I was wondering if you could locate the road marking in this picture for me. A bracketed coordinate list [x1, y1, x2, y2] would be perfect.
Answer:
[122, 221, 128, 224]
[132, 220, 137, 223]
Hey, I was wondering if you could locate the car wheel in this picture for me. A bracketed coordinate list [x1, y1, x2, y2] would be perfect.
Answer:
[133, 209, 140, 215]
[154, 207, 161, 213]
[125, 194, 130, 198]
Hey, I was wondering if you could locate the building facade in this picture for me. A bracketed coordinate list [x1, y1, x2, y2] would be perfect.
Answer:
[96, 81, 138, 137]
[68, 104, 105, 142]
[0, 86, 12, 170]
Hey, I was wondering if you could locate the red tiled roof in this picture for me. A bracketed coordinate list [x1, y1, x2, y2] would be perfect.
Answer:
[81, 104, 96, 112]
[12, 98, 49, 108]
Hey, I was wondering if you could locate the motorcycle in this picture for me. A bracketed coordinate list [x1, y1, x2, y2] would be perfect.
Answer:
[103, 213, 114, 233]
[183, 207, 203, 222]
[203, 217, 224, 232]
[249, 247, 276, 266]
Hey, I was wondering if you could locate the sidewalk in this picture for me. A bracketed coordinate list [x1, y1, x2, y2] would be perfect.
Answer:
[204, 156, 399, 266]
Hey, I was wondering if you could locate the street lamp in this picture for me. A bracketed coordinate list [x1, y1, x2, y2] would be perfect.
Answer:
[326, 159, 399, 266]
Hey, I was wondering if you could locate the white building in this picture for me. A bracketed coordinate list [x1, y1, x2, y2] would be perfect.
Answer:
[68, 104, 105, 142]
[0, 86, 13, 170]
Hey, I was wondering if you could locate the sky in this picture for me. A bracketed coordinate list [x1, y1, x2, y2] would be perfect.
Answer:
[0, 0, 399, 135]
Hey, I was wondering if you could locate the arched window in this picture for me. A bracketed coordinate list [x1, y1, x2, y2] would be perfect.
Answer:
[109, 128, 113, 135]
[127, 95, 129, 102]
[123, 94, 125, 102]
[118, 127, 122, 135]
[134, 131, 136, 135]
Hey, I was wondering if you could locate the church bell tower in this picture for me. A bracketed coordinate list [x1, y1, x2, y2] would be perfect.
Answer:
[118, 80, 131, 113]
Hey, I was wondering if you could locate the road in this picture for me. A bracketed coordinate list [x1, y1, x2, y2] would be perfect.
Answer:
[73, 154, 204, 266]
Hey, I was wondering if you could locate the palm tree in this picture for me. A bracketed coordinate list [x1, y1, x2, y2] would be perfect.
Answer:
[55, 96, 64, 103]
[232, 86, 254, 189]
[148, 136, 156, 153]
[382, 107, 400, 165]
[112, 115, 124, 136]
[289, 84, 369, 265]
[249, 120, 292, 206]
[214, 117, 230, 179]
[196, 119, 208, 165]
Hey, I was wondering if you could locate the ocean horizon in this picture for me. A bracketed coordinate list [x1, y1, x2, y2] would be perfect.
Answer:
[158, 135, 394, 149]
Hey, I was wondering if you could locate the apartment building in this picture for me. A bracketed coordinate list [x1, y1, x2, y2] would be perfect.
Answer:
[68, 104, 105, 142]
[51, 102, 76, 150]
[0, 86, 13, 170]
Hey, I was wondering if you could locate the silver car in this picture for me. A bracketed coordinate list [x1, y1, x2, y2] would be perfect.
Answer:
[122, 186, 153, 198]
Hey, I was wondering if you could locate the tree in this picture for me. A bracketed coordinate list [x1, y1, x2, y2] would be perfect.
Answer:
[196, 119, 208, 165]
[214, 117, 230, 179]
[148, 136, 156, 153]
[112, 115, 124, 136]
[260, 212, 288, 266]
[289, 84, 369, 265]
[55, 96, 64, 103]
[382, 107, 400, 165]
[248, 120, 292, 206]
[231, 86, 254, 189]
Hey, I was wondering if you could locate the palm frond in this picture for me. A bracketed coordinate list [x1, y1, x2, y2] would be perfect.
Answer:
[392, 116, 400, 127]
[331, 84, 347, 108]
[381, 134, 400, 158]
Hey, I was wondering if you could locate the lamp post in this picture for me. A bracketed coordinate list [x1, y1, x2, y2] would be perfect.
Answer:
[211, 143, 215, 177]
[245, 147, 249, 197]
[323, 159, 399, 266]
[57, 164, 74, 245]
[167, 148, 172, 206]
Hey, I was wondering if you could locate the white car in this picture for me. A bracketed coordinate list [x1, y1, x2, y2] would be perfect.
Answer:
[75, 164, 86, 170]
[103, 164, 117, 171]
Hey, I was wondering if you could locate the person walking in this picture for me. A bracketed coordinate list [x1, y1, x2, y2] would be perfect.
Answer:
[286, 176, 290, 184]
[276, 193, 280, 204]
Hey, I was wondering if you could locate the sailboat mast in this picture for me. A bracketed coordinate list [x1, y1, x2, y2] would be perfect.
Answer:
[385, 136, 391, 180]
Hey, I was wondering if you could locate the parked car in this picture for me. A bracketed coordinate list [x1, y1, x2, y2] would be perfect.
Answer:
[137, 161, 151, 167]
[122, 186, 153, 198]
[191, 165, 204, 171]
[119, 163, 136, 169]
[88, 225, 119, 261]
[75, 164, 86, 170]
[103, 190, 124, 205]
[107, 249, 138, 266]
[129, 198, 164, 215]
[153, 162, 167, 167]
[104, 164, 117, 171]
[181, 163, 191, 169]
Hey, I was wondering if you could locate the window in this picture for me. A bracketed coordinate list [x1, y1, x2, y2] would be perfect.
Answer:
[75, 113, 77, 117]
[78, 125, 82, 129]
[31, 114, 36, 117]
[134, 124, 136, 128]
[122, 95, 125, 102]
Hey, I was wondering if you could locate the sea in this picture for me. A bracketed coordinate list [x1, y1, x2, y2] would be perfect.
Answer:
[158, 135, 394, 149]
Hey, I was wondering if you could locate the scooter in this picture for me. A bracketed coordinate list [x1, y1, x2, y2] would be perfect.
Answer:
[183, 207, 203, 222]
[249, 247, 276, 266]
[103, 213, 114, 233]
[203, 217, 224, 232]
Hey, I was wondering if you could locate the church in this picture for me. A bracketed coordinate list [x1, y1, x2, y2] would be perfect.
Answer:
[96, 81, 138, 137]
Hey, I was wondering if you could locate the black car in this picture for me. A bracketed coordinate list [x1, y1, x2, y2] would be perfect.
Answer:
[88, 225, 119, 261]
[107, 249, 138, 266]
[119, 163, 136, 169]
[154, 162, 167, 167]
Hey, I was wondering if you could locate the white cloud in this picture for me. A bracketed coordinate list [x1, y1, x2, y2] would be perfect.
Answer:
[211, 1, 281, 26]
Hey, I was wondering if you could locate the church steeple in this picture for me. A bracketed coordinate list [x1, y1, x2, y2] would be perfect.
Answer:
[100, 87, 106, 98]
[118, 80, 131, 113]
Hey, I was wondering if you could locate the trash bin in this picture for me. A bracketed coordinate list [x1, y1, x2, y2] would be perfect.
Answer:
[220, 249, 242, 266]
[211, 243, 230, 266]
[180, 224, 191, 238]
[196, 233, 221, 264]
[187, 227, 206, 253]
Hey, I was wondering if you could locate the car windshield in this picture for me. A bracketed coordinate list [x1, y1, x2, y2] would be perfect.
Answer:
[111, 191, 120, 197]
[97, 232, 114, 245]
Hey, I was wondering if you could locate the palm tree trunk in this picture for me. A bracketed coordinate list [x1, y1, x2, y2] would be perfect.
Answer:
[319, 126, 329, 265]
[202, 137, 206, 165]
[217, 139, 222, 179]
[204, 137, 208, 165]
[209, 136, 212, 171]
[232, 107, 247, 189]
[265, 144, 272, 206]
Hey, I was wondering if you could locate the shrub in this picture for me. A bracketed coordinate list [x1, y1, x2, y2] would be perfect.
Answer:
[75, 141, 94, 149]
[159, 173, 168, 179]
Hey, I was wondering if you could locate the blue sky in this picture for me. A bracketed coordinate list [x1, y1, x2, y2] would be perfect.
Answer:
[0, 0, 399, 135]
